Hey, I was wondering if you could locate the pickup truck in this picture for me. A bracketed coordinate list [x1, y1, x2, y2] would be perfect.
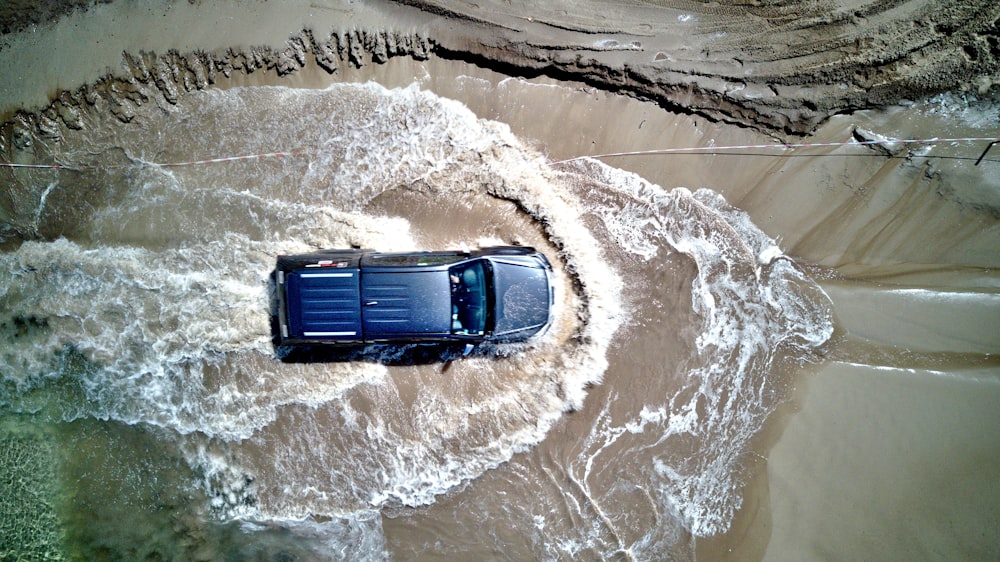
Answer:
[275, 246, 554, 346]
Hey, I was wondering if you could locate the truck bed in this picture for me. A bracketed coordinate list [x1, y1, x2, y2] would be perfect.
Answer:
[277, 251, 365, 344]
[285, 269, 362, 340]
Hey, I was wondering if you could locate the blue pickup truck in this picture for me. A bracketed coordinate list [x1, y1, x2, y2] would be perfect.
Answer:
[275, 246, 554, 346]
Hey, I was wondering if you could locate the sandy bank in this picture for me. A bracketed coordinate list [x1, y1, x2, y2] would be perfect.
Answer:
[2, 0, 998, 134]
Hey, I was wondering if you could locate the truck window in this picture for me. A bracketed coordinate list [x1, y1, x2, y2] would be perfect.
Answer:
[368, 253, 464, 267]
[450, 260, 488, 335]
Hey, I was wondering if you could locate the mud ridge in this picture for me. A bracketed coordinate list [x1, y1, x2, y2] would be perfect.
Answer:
[0, 29, 433, 162]
[412, 0, 999, 134]
[2, 0, 998, 161]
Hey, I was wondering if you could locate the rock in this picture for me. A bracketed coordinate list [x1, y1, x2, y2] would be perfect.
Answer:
[288, 34, 309, 66]
[347, 30, 366, 67]
[152, 59, 180, 104]
[371, 31, 389, 63]
[37, 111, 62, 141]
[111, 79, 148, 106]
[412, 34, 431, 60]
[275, 48, 300, 76]
[246, 46, 270, 72]
[108, 99, 136, 123]
[10, 116, 33, 151]
[852, 127, 908, 156]
[275, 35, 309, 76]
[184, 52, 212, 90]
[122, 51, 151, 83]
[53, 95, 83, 130]
[314, 32, 340, 73]
[385, 32, 399, 57]
[219, 49, 241, 78]
[80, 83, 100, 106]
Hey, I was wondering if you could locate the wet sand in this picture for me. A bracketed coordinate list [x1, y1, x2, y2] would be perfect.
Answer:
[766, 360, 1000, 560]
[4, 0, 998, 130]
[2, 1, 999, 560]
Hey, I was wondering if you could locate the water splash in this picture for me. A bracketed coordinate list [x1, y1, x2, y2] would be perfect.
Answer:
[0, 80, 835, 557]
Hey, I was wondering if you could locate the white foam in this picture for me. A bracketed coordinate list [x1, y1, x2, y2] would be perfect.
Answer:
[924, 92, 1000, 130]
[108, 83, 623, 519]
[2, 78, 837, 552]
[566, 157, 834, 536]
[0, 237, 388, 439]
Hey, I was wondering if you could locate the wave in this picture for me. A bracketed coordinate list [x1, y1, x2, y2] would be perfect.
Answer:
[559, 158, 834, 537]
[0, 237, 388, 439]
[0, 80, 834, 556]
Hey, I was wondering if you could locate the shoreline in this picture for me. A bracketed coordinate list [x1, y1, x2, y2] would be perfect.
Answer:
[3, 0, 998, 134]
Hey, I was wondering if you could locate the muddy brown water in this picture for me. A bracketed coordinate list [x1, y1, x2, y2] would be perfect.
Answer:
[1, 55, 998, 561]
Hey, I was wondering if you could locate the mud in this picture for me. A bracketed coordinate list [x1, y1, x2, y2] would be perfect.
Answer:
[0, 0, 112, 35]
[1, 28, 431, 130]
[2, 0, 998, 143]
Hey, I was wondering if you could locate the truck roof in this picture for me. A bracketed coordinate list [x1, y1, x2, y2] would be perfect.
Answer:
[360, 270, 452, 338]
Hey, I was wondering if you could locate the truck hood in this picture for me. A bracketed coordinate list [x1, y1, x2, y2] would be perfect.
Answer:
[491, 258, 551, 336]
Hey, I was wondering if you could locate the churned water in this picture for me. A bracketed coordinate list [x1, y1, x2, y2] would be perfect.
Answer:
[1, 82, 834, 559]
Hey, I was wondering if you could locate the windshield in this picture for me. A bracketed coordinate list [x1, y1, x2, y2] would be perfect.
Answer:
[449, 260, 489, 336]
